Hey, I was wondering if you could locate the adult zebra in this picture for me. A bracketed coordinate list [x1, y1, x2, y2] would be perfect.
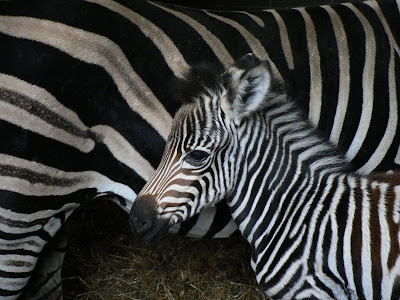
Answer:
[0, 0, 399, 298]
[131, 55, 400, 299]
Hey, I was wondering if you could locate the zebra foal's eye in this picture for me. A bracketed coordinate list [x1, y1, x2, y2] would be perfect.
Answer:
[184, 150, 210, 166]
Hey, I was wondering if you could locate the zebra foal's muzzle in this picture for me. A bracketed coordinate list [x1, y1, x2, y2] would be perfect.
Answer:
[129, 195, 169, 243]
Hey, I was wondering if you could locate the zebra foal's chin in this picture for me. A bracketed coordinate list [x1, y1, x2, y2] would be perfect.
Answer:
[132, 54, 400, 299]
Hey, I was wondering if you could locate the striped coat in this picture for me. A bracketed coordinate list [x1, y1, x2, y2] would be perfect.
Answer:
[0, 0, 399, 298]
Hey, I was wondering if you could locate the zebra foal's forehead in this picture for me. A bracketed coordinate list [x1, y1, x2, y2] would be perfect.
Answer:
[169, 95, 224, 143]
[168, 61, 240, 145]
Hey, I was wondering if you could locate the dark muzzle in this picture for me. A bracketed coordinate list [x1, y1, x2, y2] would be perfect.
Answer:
[129, 195, 169, 243]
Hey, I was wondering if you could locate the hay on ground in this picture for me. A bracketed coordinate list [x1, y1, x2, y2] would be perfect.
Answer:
[62, 200, 268, 299]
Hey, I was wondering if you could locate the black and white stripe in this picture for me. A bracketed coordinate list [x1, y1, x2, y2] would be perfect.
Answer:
[132, 55, 400, 298]
[1, 0, 399, 298]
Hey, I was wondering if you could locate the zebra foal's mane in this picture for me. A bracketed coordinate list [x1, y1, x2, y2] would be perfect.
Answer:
[173, 62, 225, 104]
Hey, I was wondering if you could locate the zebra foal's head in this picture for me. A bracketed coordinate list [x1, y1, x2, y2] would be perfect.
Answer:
[130, 54, 285, 242]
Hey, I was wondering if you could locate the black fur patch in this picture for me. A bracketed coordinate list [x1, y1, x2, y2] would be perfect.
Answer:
[233, 53, 260, 71]
[173, 62, 224, 104]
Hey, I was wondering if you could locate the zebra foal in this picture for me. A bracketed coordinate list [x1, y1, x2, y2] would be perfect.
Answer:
[130, 54, 400, 299]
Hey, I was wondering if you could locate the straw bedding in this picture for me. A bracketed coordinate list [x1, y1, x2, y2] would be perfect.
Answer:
[62, 200, 267, 299]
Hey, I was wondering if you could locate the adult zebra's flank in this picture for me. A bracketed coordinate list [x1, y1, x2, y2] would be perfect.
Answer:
[0, 0, 399, 298]
[131, 55, 400, 299]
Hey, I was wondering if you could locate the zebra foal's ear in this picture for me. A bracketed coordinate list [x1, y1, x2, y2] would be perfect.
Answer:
[222, 54, 272, 125]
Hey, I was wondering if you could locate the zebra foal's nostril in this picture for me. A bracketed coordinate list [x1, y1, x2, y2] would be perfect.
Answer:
[130, 216, 152, 235]
[129, 196, 157, 235]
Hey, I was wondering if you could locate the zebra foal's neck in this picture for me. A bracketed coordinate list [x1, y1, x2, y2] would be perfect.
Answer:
[228, 62, 351, 230]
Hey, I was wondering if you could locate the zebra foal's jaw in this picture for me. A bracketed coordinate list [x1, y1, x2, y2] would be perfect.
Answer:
[129, 196, 169, 243]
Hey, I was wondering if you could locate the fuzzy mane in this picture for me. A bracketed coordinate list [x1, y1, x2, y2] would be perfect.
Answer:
[173, 62, 225, 104]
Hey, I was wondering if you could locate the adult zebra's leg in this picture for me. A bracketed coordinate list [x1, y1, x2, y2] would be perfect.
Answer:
[21, 230, 68, 300]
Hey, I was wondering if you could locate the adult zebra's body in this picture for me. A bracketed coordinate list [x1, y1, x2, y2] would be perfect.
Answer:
[0, 0, 399, 298]
[131, 55, 400, 299]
